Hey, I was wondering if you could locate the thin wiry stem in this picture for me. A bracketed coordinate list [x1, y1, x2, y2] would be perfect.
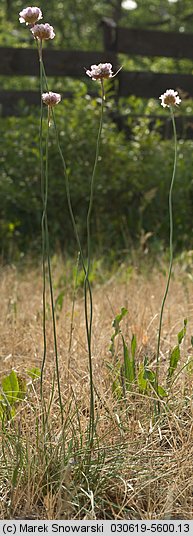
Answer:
[40, 63, 87, 272]
[38, 44, 46, 409]
[68, 251, 80, 355]
[37, 42, 63, 425]
[156, 107, 177, 396]
[50, 109, 95, 441]
[40, 59, 105, 447]
[44, 107, 63, 425]
[84, 84, 104, 447]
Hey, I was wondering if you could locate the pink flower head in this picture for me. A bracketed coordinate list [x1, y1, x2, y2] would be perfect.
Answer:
[42, 92, 61, 106]
[86, 63, 113, 81]
[159, 89, 181, 108]
[31, 23, 55, 40]
[19, 6, 42, 25]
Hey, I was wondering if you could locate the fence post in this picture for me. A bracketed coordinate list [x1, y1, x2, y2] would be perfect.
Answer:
[101, 17, 117, 52]
[101, 17, 120, 106]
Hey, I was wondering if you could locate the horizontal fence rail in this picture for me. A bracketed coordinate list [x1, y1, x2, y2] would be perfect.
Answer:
[0, 89, 74, 116]
[102, 18, 193, 98]
[102, 19, 193, 59]
[118, 71, 193, 98]
[0, 47, 117, 77]
[116, 27, 193, 59]
[102, 19, 193, 99]
[1, 20, 193, 137]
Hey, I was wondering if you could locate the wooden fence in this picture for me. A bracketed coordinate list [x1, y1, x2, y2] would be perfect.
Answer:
[102, 18, 193, 99]
[0, 48, 116, 115]
[1, 19, 193, 136]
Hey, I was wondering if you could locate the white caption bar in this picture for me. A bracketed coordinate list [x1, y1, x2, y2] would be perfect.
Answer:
[0, 521, 191, 536]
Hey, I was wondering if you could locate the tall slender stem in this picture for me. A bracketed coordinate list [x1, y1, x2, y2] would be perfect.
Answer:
[50, 108, 94, 441]
[68, 251, 80, 354]
[156, 107, 177, 390]
[39, 62, 86, 267]
[84, 85, 104, 446]
[39, 47, 47, 407]
[44, 107, 63, 425]
[37, 43, 63, 424]
[40, 58, 104, 446]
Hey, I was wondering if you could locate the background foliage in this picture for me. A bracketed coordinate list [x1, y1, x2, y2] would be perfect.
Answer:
[1, 90, 193, 260]
[1, 0, 193, 260]
[2, 0, 193, 49]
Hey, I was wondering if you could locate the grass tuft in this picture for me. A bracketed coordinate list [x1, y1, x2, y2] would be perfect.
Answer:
[0, 259, 193, 519]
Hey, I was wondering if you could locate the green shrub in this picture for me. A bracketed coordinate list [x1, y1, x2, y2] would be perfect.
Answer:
[1, 91, 193, 259]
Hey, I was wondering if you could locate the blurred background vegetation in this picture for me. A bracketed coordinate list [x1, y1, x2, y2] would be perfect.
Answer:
[1, 0, 193, 262]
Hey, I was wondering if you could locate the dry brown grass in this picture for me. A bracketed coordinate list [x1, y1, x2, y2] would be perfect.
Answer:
[1, 259, 193, 520]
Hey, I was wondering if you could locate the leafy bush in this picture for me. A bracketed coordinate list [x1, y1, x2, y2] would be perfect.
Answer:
[1, 90, 193, 260]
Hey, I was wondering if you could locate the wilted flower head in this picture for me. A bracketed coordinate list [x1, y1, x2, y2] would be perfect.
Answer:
[19, 6, 42, 25]
[31, 23, 55, 40]
[42, 92, 61, 106]
[86, 63, 114, 81]
[159, 89, 181, 108]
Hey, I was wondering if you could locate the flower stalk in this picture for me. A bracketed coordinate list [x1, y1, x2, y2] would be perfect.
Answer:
[156, 92, 180, 401]
[39, 41, 46, 408]
[18, 13, 121, 446]
[84, 83, 104, 446]
[35, 32, 63, 424]
[44, 106, 63, 425]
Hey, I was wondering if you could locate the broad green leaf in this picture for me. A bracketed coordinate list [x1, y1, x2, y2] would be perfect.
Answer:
[191, 336, 193, 348]
[9, 407, 16, 419]
[157, 385, 168, 398]
[168, 345, 180, 378]
[144, 355, 149, 367]
[143, 368, 156, 383]
[137, 363, 148, 393]
[109, 307, 128, 356]
[178, 318, 187, 345]
[1, 370, 19, 406]
[112, 378, 122, 400]
[112, 307, 128, 332]
[27, 367, 41, 380]
[55, 290, 65, 312]
[131, 334, 137, 360]
[0, 403, 4, 421]
[17, 375, 27, 401]
[122, 335, 135, 388]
